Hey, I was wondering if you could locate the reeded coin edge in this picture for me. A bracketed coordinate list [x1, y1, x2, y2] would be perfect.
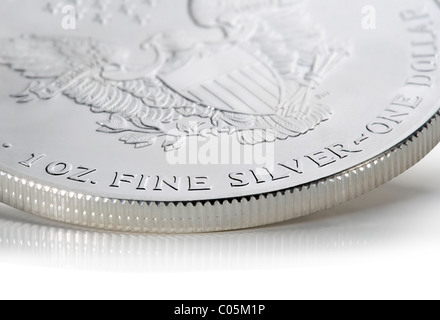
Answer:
[1, 109, 440, 233]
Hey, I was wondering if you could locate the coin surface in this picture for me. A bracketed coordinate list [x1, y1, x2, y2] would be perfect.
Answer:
[0, 0, 439, 233]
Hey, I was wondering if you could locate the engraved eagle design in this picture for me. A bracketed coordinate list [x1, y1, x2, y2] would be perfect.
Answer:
[0, 0, 348, 150]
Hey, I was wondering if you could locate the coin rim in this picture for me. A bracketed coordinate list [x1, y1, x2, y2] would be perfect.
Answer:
[1, 107, 440, 233]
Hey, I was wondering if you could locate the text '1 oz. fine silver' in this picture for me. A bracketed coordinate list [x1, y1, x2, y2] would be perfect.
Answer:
[0, 0, 439, 233]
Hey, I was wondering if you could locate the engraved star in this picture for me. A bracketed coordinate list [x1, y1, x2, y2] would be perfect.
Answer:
[93, 13, 111, 25]
[134, 14, 150, 26]
[43, 2, 62, 15]
[94, 0, 110, 11]
[120, 3, 136, 16]
[144, 0, 157, 7]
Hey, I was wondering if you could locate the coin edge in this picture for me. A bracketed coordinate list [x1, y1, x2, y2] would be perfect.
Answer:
[1, 109, 440, 233]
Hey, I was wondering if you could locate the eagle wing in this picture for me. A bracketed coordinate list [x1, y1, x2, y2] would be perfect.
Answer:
[0, 35, 71, 78]
[0, 25, 345, 148]
[0, 35, 217, 148]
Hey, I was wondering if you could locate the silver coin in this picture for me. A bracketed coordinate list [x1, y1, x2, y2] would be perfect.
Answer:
[0, 0, 439, 233]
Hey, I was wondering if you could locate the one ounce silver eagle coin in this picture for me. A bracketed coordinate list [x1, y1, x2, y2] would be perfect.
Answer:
[0, 0, 439, 232]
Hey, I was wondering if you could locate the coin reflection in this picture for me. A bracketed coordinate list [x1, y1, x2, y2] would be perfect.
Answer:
[0, 203, 394, 272]
[2, 179, 429, 272]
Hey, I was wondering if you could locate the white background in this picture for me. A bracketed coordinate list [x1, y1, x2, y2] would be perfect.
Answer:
[0, 146, 440, 300]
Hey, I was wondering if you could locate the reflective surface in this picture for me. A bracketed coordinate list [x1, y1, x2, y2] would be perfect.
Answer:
[1, 146, 439, 274]
[0, 0, 439, 202]
[0, 146, 439, 299]
[1, 0, 440, 233]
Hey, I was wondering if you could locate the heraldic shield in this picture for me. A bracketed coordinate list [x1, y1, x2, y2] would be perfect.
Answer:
[158, 47, 284, 115]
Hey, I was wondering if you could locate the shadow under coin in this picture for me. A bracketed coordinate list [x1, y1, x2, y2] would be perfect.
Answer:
[0, 180, 434, 272]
